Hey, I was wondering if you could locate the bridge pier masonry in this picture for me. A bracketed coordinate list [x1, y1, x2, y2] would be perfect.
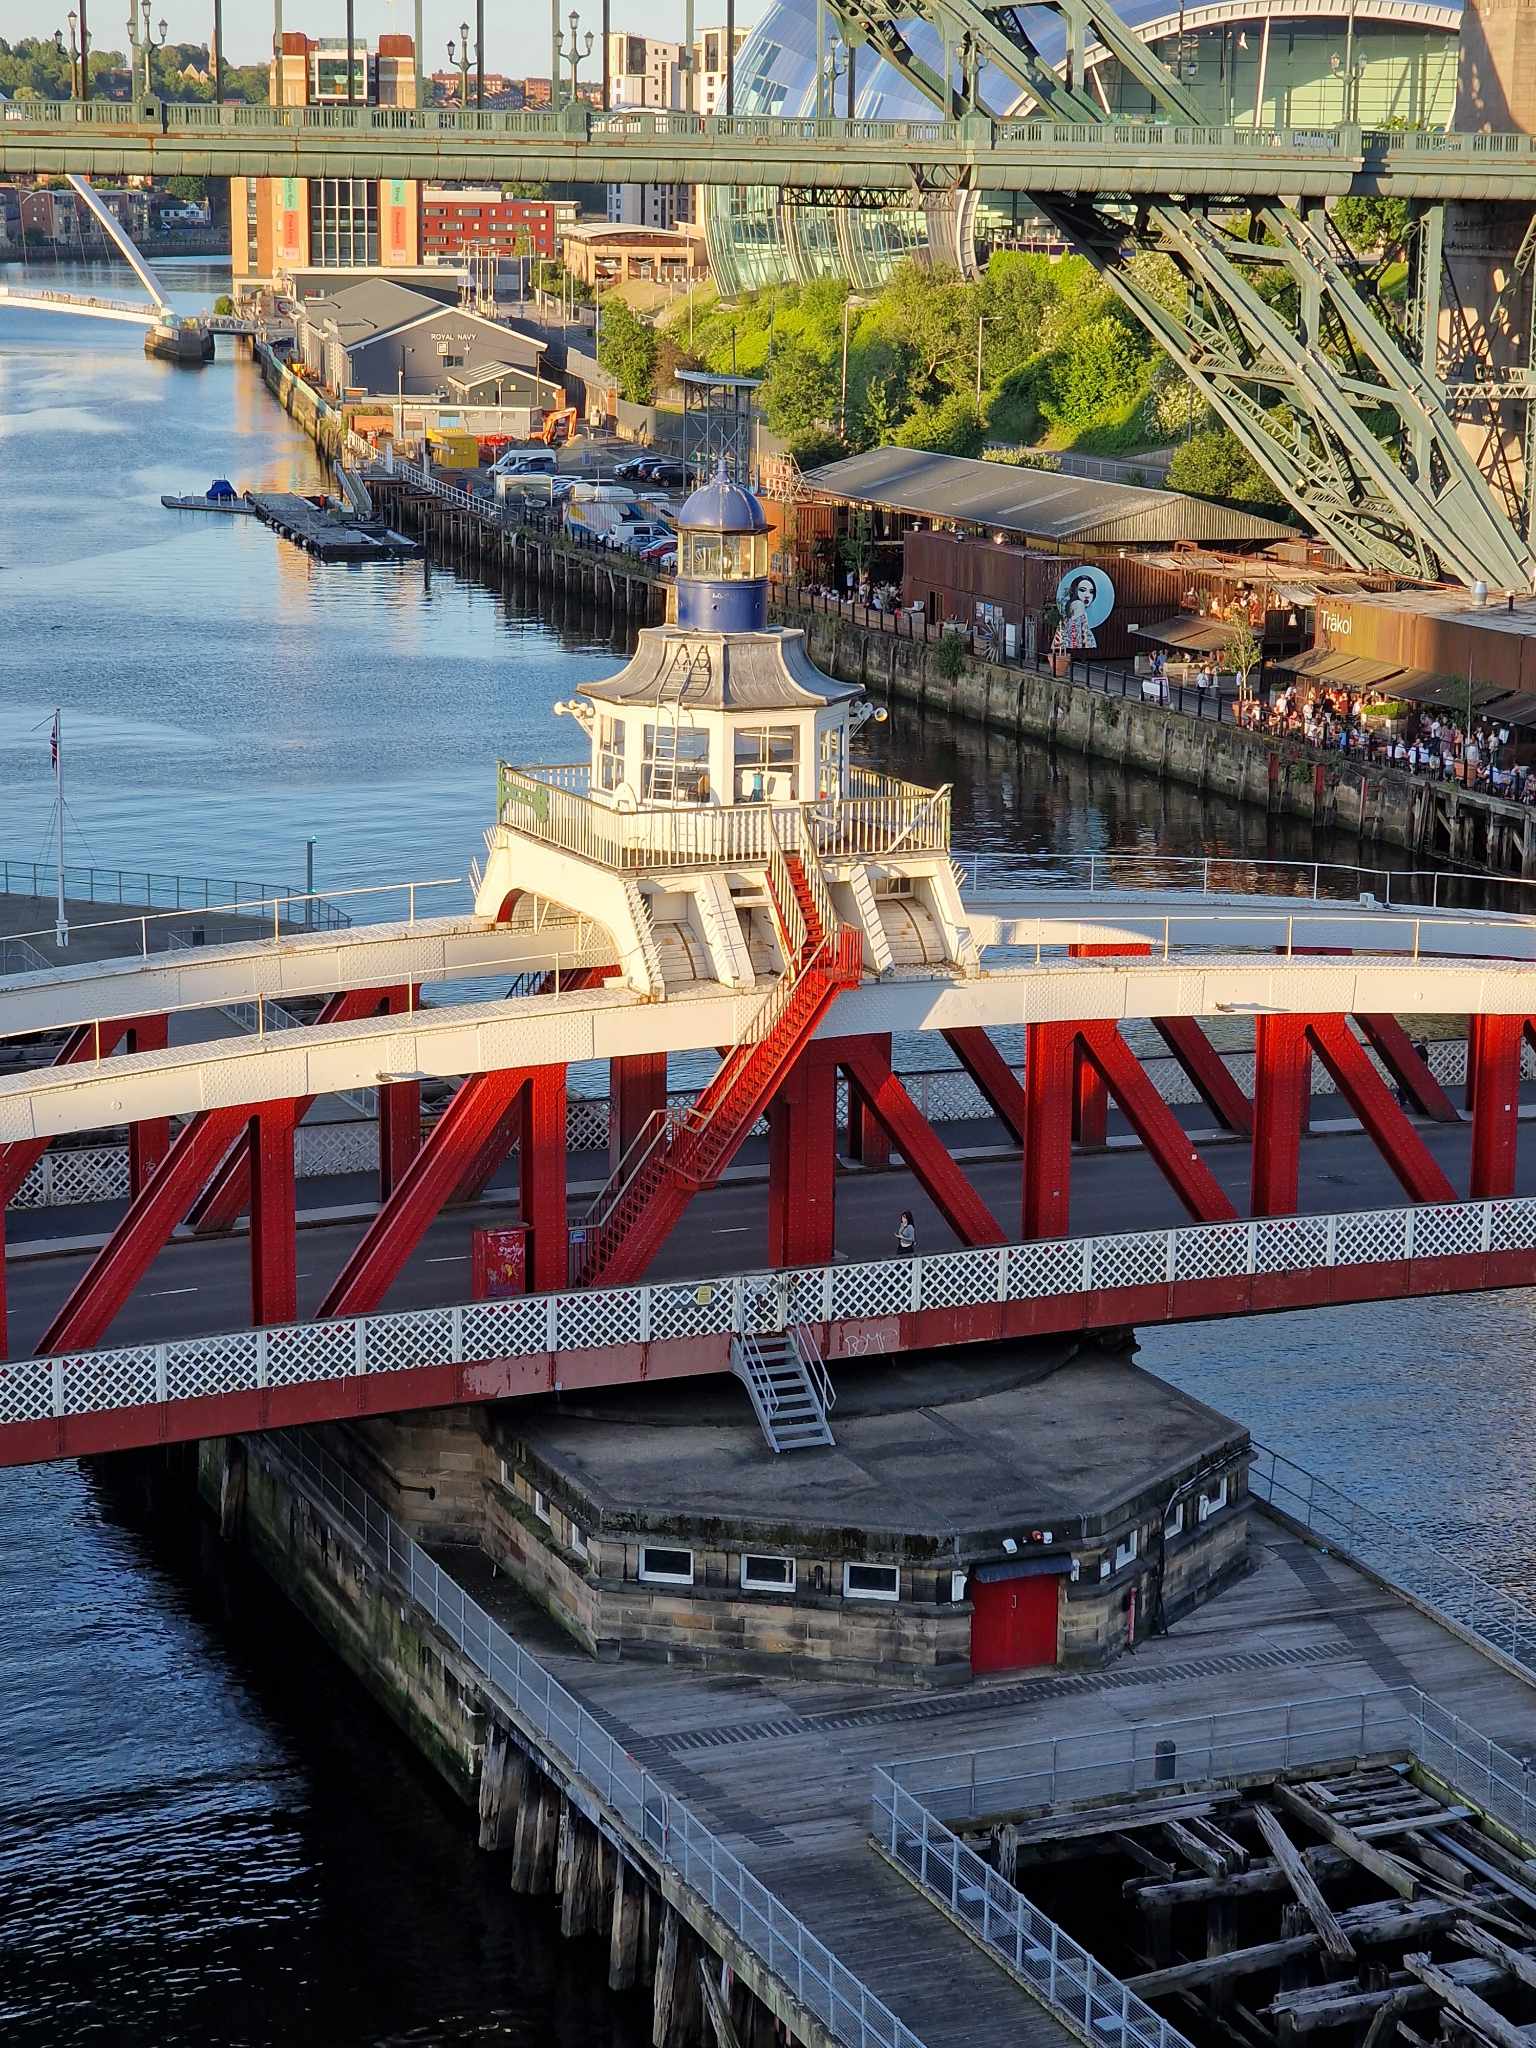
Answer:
[14, 478, 1536, 2047]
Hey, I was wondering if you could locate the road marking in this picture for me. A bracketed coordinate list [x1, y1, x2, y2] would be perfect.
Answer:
[714, 1226, 749, 1234]
[147, 1286, 198, 1297]
[428, 1254, 469, 1263]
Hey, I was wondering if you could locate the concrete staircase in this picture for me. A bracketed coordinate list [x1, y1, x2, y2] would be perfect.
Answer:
[731, 1324, 837, 1453]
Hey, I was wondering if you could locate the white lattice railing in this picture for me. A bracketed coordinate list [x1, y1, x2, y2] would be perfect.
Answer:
[10, 1036, 1509, 1215]
[5, 1195, 1536, 1433]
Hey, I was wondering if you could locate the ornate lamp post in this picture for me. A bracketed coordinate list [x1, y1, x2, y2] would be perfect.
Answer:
[55, 10, 90, 98]
[133, 0, 167, 97]
[555, 9, 594, 108]
[446, 24, 476, 106]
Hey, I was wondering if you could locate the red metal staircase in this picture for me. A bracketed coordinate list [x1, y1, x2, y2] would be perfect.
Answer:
[576, 838, 861, 1288]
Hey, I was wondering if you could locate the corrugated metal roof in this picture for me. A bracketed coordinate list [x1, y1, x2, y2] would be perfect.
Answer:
[1276, 649, 1406, 687]
[1132, 615, 1233, 652]
[800, 447, 1296, 547]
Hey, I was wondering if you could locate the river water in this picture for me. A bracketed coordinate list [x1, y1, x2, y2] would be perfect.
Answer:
[2, 260, 1534, 2044]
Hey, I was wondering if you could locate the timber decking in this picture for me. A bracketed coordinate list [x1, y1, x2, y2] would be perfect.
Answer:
[439, 1516, 1536, 2048]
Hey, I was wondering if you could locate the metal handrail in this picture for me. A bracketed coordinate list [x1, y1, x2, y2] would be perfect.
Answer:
[269, 1429, 925, 2048]
[871, 1690, 1536, 2048]
[0, 855, 351, 926]
[790, 1322, 836, 1413]
[731, 1330, 782, 1425]
[955, 849, 1534, 913]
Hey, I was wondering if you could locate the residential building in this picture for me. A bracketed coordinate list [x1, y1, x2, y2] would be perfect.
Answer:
[604, 33, 687, 236]
[230, 32, 420, 296]
[293, 276, 563, 404]
[420, 188, 578, 264]
[691, 22, 748, 113]
[428, 68, 515, 103]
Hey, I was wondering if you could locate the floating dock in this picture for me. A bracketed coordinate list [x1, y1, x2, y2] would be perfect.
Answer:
[249, 492, 422, 562]
[161, 493, 256, 514]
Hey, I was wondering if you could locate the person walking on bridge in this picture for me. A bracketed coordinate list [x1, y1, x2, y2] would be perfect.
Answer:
[896, 1210, 917, 1256]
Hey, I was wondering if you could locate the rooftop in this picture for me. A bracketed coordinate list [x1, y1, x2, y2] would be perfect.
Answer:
[801, 446, 1299, 548]
[501, 1352, 1246, 1547]
[577, 625, 860, 712]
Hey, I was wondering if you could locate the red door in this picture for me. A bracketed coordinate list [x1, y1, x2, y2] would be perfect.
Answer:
[970, 1574, 1059, 1674]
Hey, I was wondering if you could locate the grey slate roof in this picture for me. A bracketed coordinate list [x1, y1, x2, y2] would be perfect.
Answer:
[298, 278, 444, 343]
[578, 626, 860, 711]
[801, 446, 1296, 547]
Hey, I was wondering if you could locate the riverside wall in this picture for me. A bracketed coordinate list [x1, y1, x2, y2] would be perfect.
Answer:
[783, 604, 1536, 871]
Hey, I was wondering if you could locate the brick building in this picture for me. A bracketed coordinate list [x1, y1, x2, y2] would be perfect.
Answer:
[420, 188, 578, 264]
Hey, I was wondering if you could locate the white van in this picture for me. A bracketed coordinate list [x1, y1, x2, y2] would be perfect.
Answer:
[491, 449, 558, 477]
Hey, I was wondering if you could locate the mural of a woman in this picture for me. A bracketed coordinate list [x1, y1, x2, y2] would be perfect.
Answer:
[1052, 568, 1113, 653]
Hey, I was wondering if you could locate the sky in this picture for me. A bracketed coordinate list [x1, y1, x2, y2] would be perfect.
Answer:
[0, 0, 770, 69]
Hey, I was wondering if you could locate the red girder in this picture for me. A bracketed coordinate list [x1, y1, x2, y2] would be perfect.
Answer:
[124, 1015, 170, 1196]
[378, 1080, 421, 1203]
[1076, 1023, 1238, 1223]
[846, 1031, 892, 1169]
[318, 1065, 558, 1317]
[0, 1018, 135, 1208]
[189, 986, 413, 1233]
[941, 1027, 1027, 1146]
[36, 1105, 254, 1355]
[610, 1053, 668, 1176]
[1023, 1022, 1076, 1240]
[1251, 1016, 1311, 1217]
[1304, 1018, 1456, 1206]
[1469, 1013, 1525, 1199]
[1152, 1017, 1253, 1135]
[837, 1037, 1005, 1249]
[1069, 944, 1150, 1149]
[250, 1104, 300, 1326]
[768, 1043, 839, 1267]
[1354, 1016, 1458, 1124]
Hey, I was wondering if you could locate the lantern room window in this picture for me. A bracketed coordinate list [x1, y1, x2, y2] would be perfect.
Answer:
[680, 529, 769, 580]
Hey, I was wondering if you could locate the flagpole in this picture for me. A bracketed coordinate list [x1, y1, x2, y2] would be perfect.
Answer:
[53, 710, 68, 950]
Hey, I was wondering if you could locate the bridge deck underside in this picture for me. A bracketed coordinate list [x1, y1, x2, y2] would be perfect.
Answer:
[428, 1510, 1536, 2048]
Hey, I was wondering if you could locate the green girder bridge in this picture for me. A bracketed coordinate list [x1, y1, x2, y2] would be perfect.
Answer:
[8, 0, 1535, 592]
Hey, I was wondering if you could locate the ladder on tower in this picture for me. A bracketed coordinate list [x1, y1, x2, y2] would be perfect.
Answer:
[574, 827, 861, 1289]
[647, 716, 682, 803]
[732, 1323, 836, 1452]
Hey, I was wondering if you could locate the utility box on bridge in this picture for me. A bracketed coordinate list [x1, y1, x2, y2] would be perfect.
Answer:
[472, 1225, 527, 1299]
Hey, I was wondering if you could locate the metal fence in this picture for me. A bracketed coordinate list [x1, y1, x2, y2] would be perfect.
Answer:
[1251, 1444, 1536, 1677]
[8, 1192, 1536, 1431]
[870, 1689, 1536, 2048]
[0, 857, 351, 928]
[271, 1428, 924, 2048]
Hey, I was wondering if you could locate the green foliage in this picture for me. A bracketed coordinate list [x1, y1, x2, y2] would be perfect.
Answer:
[164, 175, 208, 202]
[892, 392, 985, 458]
[1166, 428, 1289, 512]
[597, 298, 659, 405]
[786, 428, 848, 474]
[0, 35, 266, 100]
[1225, 615, 1262, 685]
[934, 629, 968, 681]
[760, 338, 838, 438]
[1334, 194, 1413, 257]
[213, 293, 235, 316]
[983, 448, 1063, 471]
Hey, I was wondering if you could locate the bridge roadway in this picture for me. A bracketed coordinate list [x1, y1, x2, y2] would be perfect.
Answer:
[1, 1110, 1524, 1358]
[6, 101, 1536, 200]
[2, 910, 1533, 1144]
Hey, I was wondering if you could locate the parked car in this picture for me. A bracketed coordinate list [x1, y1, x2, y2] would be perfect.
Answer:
[642, 460, 692, 488]
[491, 449, 559, 477]
[603, 520, 671, 551]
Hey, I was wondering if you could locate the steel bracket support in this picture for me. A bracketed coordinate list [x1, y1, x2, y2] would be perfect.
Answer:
[846, 1030, 893, 1168]
[1076, 1022, 1239, 1223]
[125, 1014, 171, 1197]
[36, 1105, 254, 1355]
[318, 1065, 542, 1318]
[768, 1043, 839, 1268]
[518, 1063, 569, 1294]
[1152, 1016, 1253, 1134]
[1354, 1015, 1459, 1123]
[836, 1036, 1005, 1248]
[940, 1026, 1027, 1145]
[1068, 944, 1151, 1150]
[1304, 1017, 1457, 1206]
[1468, 1013, 1525, 1198]
[610, 1053, 668, 1178]
[1251, 1015, 1312, 1218]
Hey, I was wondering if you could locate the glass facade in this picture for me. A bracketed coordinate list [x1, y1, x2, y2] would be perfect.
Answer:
[307, 178, 380, 267]
[704, 0, 1461, 295]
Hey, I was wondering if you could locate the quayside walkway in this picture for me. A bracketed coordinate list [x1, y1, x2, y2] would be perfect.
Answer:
[383, 1478, 1536, 2048]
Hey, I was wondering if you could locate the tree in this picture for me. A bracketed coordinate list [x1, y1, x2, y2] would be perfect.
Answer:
[761, 338, 837, 438]
[785, 428, 847, 473]
[1333, 194, 1412, 258]
[1167, 427, 1289, 512]
[1035, 313, 1151, 436]
[892, 392, 985, 458]
[934, 629, 968, 680]
[1224, 615, 1262, 695]
[597, 298, 659, 405]
[872, 261, 978, 402]
[164, 175, 209, 203]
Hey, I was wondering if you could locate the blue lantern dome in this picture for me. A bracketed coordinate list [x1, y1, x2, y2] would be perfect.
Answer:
[675, 463, 770, 633]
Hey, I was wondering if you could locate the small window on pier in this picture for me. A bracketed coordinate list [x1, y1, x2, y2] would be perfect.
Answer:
[734, 726, 798, 802]
[568, 1520, 588, 1558]
[843, 1563, 899, 1602]
[1163, 1501, 1185, 1540]
[532, 1488, 551, 1524]
[642, 725, 711, 803]
[1198, 1474, 1230, 1521]
[597, 716, 625, 791]
[740, 1554, 795, 1593]
[1113, 1529, 1140, 1572]
[639, 1545, 694, 1585]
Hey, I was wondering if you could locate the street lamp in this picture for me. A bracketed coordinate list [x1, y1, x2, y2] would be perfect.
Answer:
[446, 24, 476, 106]
[57, 11, 89, 98]
[555, 9, 594, 108]
[133, 0, 167, 98]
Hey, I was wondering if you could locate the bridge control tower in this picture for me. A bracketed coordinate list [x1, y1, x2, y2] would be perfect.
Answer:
[474, 469, 972, 1288]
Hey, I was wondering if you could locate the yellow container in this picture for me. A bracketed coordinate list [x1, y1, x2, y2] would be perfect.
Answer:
[426, 430, 480, 470]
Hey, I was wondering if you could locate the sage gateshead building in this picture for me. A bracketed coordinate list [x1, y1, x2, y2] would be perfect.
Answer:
[701, 0, 1463, 295]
